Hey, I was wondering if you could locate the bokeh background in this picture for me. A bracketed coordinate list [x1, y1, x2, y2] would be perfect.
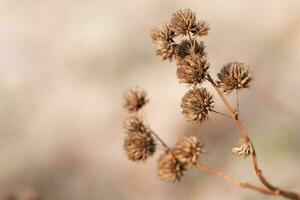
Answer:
[1, 0, 300, 199]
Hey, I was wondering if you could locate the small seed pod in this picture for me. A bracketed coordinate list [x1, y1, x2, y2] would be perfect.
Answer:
[181, 87, 214, 123]
[124, 131, 156, 162]
[123, 87, 149, 113]
[176, 39, 209, 86]
[217, 62, 252, 93]
[158, 151, 185, 182]
[176, 39, 206, 59]
[191, 21, 210, 37]
[154, 40, 178, 61]
[170, 9, 197, 36]
[151, 24, 177, 61]
[173, 135, 204, 167]
[232, 138, 253, 159]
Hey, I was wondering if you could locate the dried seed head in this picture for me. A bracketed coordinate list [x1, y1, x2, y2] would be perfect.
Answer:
[191, 21, 210, 37]
[123, 114, 148, 134]
[158, 151, 185, 182]
[176, 39, 206, 59]
[154, 40, 178, 61]
[151, 24, 177, 61]
[173, 135, 204, 167]
[232, 138, 253, 159]
[217, 62, 252, 93]
[181, 88, 214, 123]
[123, 87, 149, 113]
[151, 24, 175, 42]
[124, 131, 156, 162]
[176, 56, 209, 86]
[176, 40, 209, 86]
[170, 9, 196, 36]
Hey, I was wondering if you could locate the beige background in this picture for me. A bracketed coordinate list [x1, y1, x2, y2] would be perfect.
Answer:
[0, 0, 300, 199]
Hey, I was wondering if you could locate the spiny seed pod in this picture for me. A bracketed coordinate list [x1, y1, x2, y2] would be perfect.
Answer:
[158, 151, 185, 182]
[123, 114, 148, 134]
[176, 39, 206, 59]
[176, 40, 209, 86]
[173, 135, 204, 167]
[181, 88, 214, 123]
[217, 62, 252, 93]
[151, 24, 177, 61]
[170, 9, 196, 36]
[154, 40, 178, 61]
[176, 56, 209, 86]
[191, 21, 210, 37]
[232, 138, 253, 159]
[123, 87, 149, 113]
[151, 24, 175, 43]
[124, 131, 156, 162]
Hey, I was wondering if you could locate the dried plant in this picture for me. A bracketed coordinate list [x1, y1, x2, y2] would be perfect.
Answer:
[122, 9, 300, 200]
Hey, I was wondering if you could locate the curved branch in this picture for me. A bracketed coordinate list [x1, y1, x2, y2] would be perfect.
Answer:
[196, 162, 276, 195]
[206, 74, 300, 200]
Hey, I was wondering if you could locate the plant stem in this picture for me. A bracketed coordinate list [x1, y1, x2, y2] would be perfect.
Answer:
[196, 163, 276, 196]
[211, 109, 232, 118]
[149, 130, 170, 151]
[236, 89, 240, 113]
[206, 74, 300, 200]
[141, 110, 171, 151]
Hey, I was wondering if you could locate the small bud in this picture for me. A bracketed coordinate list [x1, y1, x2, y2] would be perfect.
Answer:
[232, 138, 253, 159]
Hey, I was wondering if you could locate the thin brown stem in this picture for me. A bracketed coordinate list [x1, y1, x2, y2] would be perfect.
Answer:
[206, 74, 300, 200]
[196, 163, 276, 195]
[141, 110, 171, 151]
[236, 89, 240, 113]
[211, 109, 232, 118]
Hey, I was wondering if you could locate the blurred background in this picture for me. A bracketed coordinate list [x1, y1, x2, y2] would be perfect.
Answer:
[1, 0, 300, 199]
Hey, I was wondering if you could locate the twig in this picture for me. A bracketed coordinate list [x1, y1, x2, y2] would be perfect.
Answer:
[196, 162, 276, 196]
[206, 74, 300, 200]
[141, 110, 171, 151]
[236, 89, 240, 114]
[212, 109, 232, 118]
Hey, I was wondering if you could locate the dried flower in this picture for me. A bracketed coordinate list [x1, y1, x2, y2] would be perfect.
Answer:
[173, 135, 204, 167]
[170, 9, 196, 36]
[151, 24, 175, 42]
[176, 40, 209, 86]
[124, 131, 156, 162]
[151, 24, 177, 61]
[181, 88, 214, 123]
[191, 21, 210, 37]
[176, 56, 209, 86]
[123, 114, 148, 134]
[232, 138, 253, 159]
[158, 151, 185, 182]
[154, 40, 178, 61]
[123, 87, 149, 113]
[217, 62, 252, 93]
[176, 39, 206, 59]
